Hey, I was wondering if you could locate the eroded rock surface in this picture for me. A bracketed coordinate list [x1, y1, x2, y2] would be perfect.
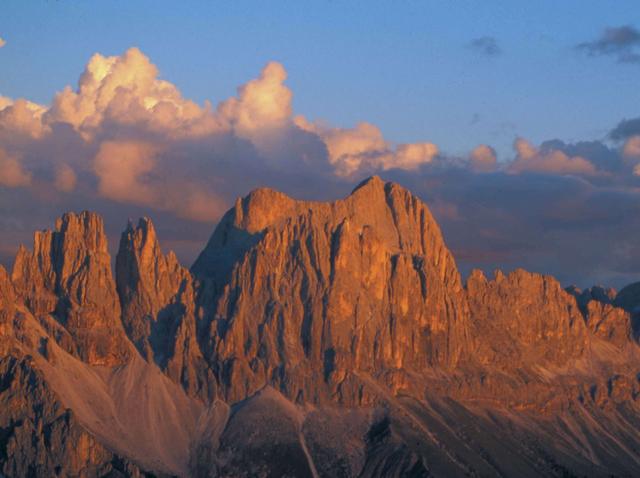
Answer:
[116, 218, 213, 399]
[11, 212, 130, 366]
[194, 176, 470, 402]
[2, 177, 640, 477]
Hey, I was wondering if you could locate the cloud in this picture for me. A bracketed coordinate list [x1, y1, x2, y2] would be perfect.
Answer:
[577, 25, 640, 64]
[509, 138, 598, 176]
[0, 98, 49, 140]
[45, 47, 223, 140]
[469, 145, 497, 172]
[0, 148, 31, 187]
[3, 46, 640, 289]
[610, 116, 640, 140]
[92, 140, 226, 222]
[218, 62, 292, 140]
[54, 163, 77, 192]
[94, 140, 158, 204]
[623, 136, 640, 175]
[468, 36, 501, 57]
[0, 37, 5, 48]
[294, 117, 438, 176]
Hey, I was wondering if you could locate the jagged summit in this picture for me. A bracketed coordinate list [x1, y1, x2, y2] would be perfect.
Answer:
[10, 210, 131, 366]
[193, 176, 460, 285]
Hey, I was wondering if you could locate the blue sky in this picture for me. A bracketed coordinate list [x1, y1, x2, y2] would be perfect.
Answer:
[1, 0, 638, 159]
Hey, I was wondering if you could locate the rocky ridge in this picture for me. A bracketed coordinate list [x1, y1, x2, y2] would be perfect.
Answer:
[1, 176, 640, 477]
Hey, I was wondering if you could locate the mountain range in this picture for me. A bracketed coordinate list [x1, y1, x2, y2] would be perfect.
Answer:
[2, 176, 640, 477]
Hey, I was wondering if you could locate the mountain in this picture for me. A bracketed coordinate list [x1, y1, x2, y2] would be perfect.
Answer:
[1, 176, 640, 477]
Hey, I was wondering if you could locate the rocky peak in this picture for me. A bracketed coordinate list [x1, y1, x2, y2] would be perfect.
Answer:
[116, 217, 187, 355]
[116, 217, 184, 308]
[116, 217, 212, 398]
[194, 176, 461, 288]
[196, 176, 470, 402]
[615, 281, 640, 314]
[11, 211, 130, 366]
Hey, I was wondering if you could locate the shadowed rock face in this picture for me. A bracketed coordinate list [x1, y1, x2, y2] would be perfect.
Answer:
[3, 177, 640, 477]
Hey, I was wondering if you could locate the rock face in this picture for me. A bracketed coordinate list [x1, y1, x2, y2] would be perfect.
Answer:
[466, 269, 588, 368]
[567, 285, 634, 348]
[116, 217, 213, 399]
[193, 176, 470, 402]
[2, 177, 640, 477]
[11, 212, 130, 366]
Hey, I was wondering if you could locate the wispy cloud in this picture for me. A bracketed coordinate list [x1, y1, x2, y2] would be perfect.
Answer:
[0, 37, 6, 48]
[577, 25, 640, 64]
[468, 36, 501, 57]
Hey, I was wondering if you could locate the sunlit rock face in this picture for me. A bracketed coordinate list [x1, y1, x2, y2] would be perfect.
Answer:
[116, 217, 214, 399]
[467, 268, 588, 368]
[193, 176, 470, 402]
[10, 211, 131, 366]
[2, 177, 640, 476]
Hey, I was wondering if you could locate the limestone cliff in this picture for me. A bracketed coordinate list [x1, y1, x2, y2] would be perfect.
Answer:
[193, 176, 470, 402]
[466, 268, 588, 369]
[11, 212, 130, 366]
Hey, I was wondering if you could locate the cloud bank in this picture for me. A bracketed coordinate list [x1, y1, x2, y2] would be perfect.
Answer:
[1, 47, 639, 287]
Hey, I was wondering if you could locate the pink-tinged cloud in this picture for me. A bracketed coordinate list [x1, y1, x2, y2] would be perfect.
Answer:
[219, 61, 292, 135]
[294, 117, 438, 176]
[94, 140, 158, 204]
[0, 37, 5, 48]
[93, 140, 224, 222]
[0, 96, 12, 110]
[469, 144, 497, 172]
[0, 98, 49, 140]
[1, 47, 447, 209]
[54, 163, 77, 192]
[509, 138, 597, 176]
[393, 143, 438, 170]
[623, 136, 640, 159]
[45, 47, 224, 140]
[0, 148, 31, 187]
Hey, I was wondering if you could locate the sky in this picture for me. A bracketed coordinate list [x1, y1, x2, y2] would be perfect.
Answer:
[1, 1, 640, 288]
